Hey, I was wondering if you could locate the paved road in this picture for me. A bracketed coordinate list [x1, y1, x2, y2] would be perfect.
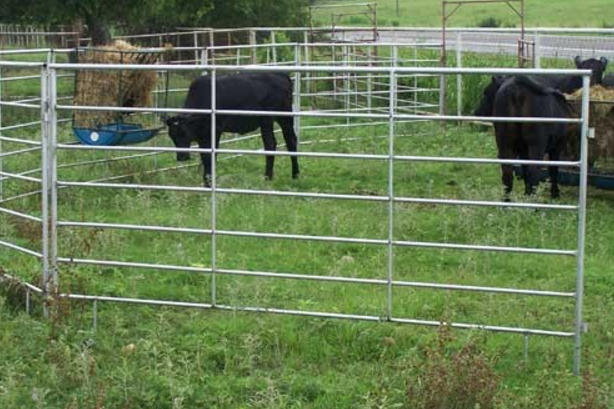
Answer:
[335, 29, 614, 61]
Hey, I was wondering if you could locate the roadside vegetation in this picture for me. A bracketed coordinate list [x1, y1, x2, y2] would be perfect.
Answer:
[312, 0, 614, 29]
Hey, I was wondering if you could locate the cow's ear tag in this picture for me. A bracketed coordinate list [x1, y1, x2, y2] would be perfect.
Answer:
[588, 127, 596, 139]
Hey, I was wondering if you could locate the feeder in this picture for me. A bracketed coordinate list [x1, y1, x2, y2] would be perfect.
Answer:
[72, 41, 169, 146]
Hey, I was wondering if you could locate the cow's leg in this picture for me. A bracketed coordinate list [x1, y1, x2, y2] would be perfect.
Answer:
[548, 149, 560, 199]
[276, 116, 300, 178]
[524, 166, 539, 196]
[260, 119, 277, 180]
[517, 144, 528, 184]
[501, 164, 514, 200]
[517, 144, 532, 195]
[197, 133, 215, 187]
[198, 149, 212, 187]
[495, 125, 515, 201]
[524, 144, 545, 197]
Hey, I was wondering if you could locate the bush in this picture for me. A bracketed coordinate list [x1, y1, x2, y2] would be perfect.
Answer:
[348, 15, 369, 25]
[406, 325, 500, 409]
[477, 17, 501, 28]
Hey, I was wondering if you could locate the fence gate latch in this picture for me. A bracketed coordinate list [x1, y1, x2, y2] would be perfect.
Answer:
[588, 127, 596, 139]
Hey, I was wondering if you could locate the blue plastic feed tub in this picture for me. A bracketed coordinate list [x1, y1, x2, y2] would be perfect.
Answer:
[537, 167, 614, 190]
[73, 123, 160, 146]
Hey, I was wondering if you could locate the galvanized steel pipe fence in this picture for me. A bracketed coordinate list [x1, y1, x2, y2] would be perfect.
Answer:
[5, 25, 613, 118]
[114, 26, 614, 117]
[201, 41, 444, 118]
[0, 58, 591, 375]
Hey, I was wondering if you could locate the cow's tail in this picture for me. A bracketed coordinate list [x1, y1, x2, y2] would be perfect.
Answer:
[505, 80, 526, 118]
[516, 75, 576, 115]
[277, 72, 294, 106]
[515, 75, 554, 96]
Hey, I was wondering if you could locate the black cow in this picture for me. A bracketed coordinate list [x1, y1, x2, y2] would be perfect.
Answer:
[603, 74, 614, 88]
[474, 57, 606, 117]
[534, 56, 607, 93]
[165, 72, 300, 186]
[475, 75, 578, 199]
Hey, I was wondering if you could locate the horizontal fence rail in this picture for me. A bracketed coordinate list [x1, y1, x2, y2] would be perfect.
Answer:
[0, 52, 591, 375]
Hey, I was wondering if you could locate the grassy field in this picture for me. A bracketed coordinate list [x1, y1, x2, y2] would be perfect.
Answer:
[1, 49, 614, 407]
[313, 0, 614, 28]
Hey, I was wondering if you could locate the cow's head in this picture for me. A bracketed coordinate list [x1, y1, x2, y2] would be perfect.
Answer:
[574, 56, 608, 85]
[164, 115, 191, 161]
[474, 75, 507, 117]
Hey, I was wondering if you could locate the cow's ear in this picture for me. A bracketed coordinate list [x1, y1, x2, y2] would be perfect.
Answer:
[164, 116, 178, 126]
[574, 55, 582, 68]
[601, 57, 608, 70]
[492, 75, 505, 85]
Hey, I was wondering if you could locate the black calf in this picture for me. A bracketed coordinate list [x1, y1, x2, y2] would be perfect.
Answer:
[166, 72, 300, 186]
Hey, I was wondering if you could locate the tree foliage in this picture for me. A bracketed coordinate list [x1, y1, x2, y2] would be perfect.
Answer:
[207, 0, 309, 28]
[0, 0, 308, 44]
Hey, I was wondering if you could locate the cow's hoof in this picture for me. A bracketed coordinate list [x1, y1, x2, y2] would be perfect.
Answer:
[292, 172, 300, 179]
[264, 175, 273, 181]
[204, 175, 213, 188]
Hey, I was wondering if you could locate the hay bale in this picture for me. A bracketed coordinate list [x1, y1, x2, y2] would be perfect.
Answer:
[74, 40, 159, 129]
[566, 85, 614, 165]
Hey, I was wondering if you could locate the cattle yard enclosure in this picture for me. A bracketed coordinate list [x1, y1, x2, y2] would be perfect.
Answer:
[0, 30, 600, 375]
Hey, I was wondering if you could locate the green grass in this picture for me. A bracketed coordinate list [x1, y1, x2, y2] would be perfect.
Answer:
[1, 107, 614, 407]
[1, 50, 614, 408]
[313, 0, 614, 28]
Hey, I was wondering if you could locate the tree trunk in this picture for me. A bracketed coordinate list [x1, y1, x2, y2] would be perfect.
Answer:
[85, 16, 111, 45]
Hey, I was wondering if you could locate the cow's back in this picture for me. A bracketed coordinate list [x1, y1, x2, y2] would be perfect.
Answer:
[183, 73, 293, 112]
[495, 76, 570, 119]
[184, 75, 213, 109]
[494, 76, 573, 151]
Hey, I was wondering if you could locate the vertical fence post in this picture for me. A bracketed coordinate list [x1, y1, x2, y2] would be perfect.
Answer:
[387, 64, 397, 321]
[193, 32, 199, 65]
[200, 48, 208, 77]
[303, 33, 311, 109]
[210, 68, 217, 307]
[353, 45, 359, 111]
[456, 32, 463, 117]
[294, 44, 302, 144]
[534, 32, 541, 69]
[573, 75, 590, 376]
[332, 43, 337, 98]
[367, 44, 373, 112]
[439, 64, 446, 117]
[270, 31, 277, 64]
[92, 299, 98, 332]
[343, 44, 350, 129]
[208, 29, 215, 51]
[413, 46, 418, 114]
[49, 61, 59, 302]
[40, 64, 51, 318]
[0, 52, 3, 201]
[249, 29, 257, 64]
[25, 289, 30, 314]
